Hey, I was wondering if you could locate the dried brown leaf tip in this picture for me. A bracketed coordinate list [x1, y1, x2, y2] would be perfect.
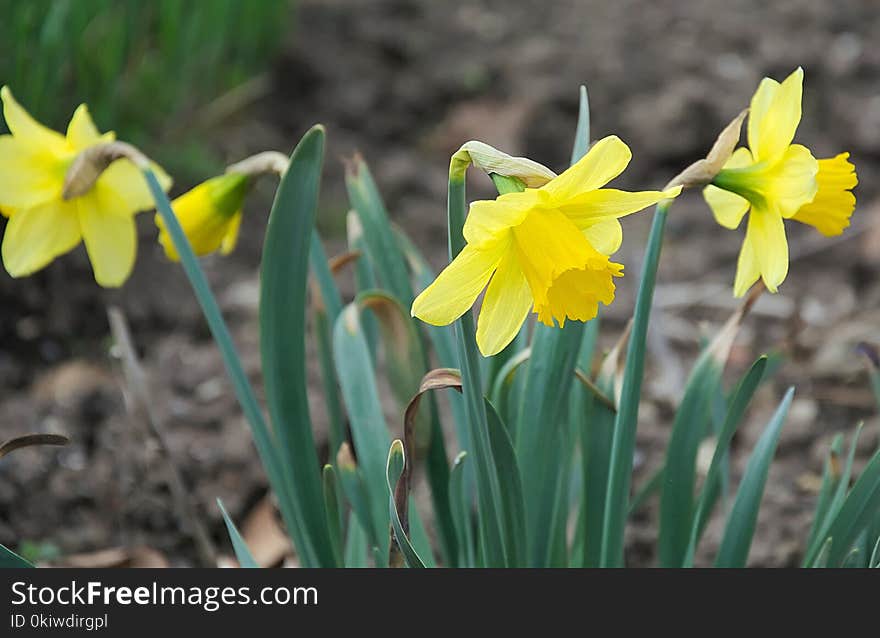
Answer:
[664, 109, 748, 191]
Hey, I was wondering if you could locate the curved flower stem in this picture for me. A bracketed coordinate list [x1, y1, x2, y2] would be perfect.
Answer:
[142, 168, 308, 560]
[600, 198, 673, 567]
[448, 167, 511, 567]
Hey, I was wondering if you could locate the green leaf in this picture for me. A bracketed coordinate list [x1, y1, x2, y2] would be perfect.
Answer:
[600, 201, 672, 567]
[145, 168, 308, 565]
[486, 399, 528, 568]
[257, 126, 337, 567]
[683, 356, 768, 566]
[714, 387, 794, 567]
[573, 318, 629, 567]
[570, 85, 591, 164]
[343, 513, 369, 568]
[824, 445, 880, 566]
[356, 290, 425, 408]
[386, 440, 426, 568]
[333, 304, 393, 560]
[336, 444, 381, 559]
[489, 348, 531, 426]
[345, 156, 414, 304]
[322, 465, 344, 567]
[217, 499, 258, 568]
[347, 212, 380, 358]
[407, 497, 437, 568]
[658, 353, 723, 566]
[310, 232, 346, 455]
[803, 426, 862, 566]
[449, 452, 476, 567]
[869, 534, 880, 568]
[0, 543, 34, 568]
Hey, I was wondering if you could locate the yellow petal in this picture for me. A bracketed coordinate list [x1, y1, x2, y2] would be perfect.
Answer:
[746, 205, 788, 293]
[476, 250, 533, 356]
[704, 185, 750, 229]
[703, 147, 754, 229]
[733, 228, 760, 297]
[0, 134, 65, 208]
[512, 208, 621, 326]
[583, 218, 622, 255]
[411, 238, 508, 325]
[78, 188, 137, 287]
[101, 158, 171, 214]
[559, 186, 681, 229]
[762, 143, 818, 218]
[542, 135, 632, 199]
[1, 199, 80, 277]
[748, 68, 803, 162]
[157, 174, 248, 260]
[220, 210, 244, 255]
[462, 189, 543, 248]
[66, 104, 113, 150]
[791, 153, 857, 236]
[513, 209, 595, 302]
[1, 86, 69, 156]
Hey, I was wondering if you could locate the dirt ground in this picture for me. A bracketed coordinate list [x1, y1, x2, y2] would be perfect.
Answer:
[2, 0, 879, 567]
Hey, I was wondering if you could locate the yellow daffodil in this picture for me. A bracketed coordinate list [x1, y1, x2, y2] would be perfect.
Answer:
[155, 173, 251, 261]
[411, 136, 681, 356]
[703, 68, 857, 296]
[0, 86, 171, 287]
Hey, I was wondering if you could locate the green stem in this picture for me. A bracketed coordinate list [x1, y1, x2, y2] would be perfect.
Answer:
[448, 171, 510, 567]
[143, 169, 313, 564]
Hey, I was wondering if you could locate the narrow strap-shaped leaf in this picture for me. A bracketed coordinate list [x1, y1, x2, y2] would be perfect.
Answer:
[343, 513, 369, 568]
[257, 126, 337, 567]
[0, 543, 34, 568]
[310, 231, 346, 455]
[449, 452, 476, 567]
[322, 465, 344, 567]
[333, 304, 392, 560]
[571, 85, 591, 165]
[824, 445, 880, 566]
[657, 353, 722, 566]
[803, 424, 863, 566]
[145, 168, 313, 565]
[485, 399, 528, 568]
[804, 434, 844, 557]
[387, 440, 426, 568]
[600, 200, 672, 567]
[217, 499, 259, 568]
[336, 443, 382, 559]
[714, 387, 794, 567]
[579, 360, 617, 566]
[345, 156, 414, 304]
[683, 356, 768, 566]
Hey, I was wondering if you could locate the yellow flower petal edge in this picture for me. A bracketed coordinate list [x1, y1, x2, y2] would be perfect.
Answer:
[0, 86, 172, 287]
[412, 136, 680, 356]
[703, 68, 858, 297]
[791, 153, 857, 236]
[156, 173, 251, 261]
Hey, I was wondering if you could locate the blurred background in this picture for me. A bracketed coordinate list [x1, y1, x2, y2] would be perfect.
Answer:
[1, 0, 878, 566]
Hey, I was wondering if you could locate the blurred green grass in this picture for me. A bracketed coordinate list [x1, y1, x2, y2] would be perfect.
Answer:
[0, 0, 292, 177]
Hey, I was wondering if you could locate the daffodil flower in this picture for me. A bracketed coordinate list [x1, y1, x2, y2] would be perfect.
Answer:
[0, 87, 171, 287]
[411, 136, 681, 356]
[156, 172, 251, 261]
[703, 68, 857, 297]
